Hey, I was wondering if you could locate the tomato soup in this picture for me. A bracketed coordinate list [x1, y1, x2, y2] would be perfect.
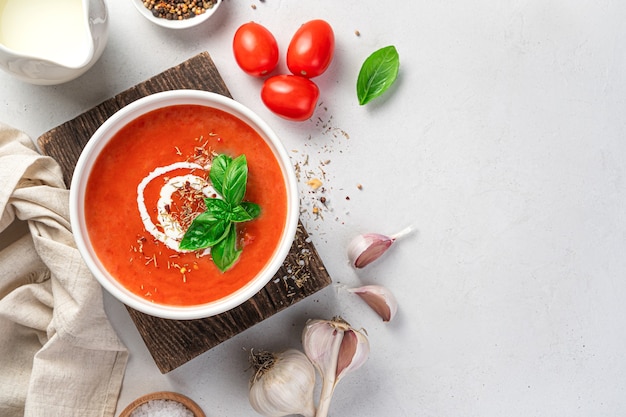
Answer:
[84, 105, 288, 306]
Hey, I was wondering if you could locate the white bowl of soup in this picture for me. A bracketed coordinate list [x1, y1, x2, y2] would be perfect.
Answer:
[70, 90, 299, 319]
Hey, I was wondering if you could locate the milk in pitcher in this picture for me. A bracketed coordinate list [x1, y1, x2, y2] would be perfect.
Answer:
[0, 0, 90, 67]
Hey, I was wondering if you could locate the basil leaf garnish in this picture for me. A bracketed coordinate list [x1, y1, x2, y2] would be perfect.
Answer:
[179, 153, 261, 272]
[222, 154, 248, 206]
[231, 202, 261, 223]
[209, 154, 232, 196]
[210, 225, 242, 272]
[205, 198, 231, 221]
[356, 45, 400, 105]
[240, 201, 261, 219]
[179, 212, 229, 250]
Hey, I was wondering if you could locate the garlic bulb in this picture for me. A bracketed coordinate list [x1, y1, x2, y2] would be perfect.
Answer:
[248, 349, 316, 417]
[302, 317, 370, 417]
[347, 226, 413, 268]
[348, 284, 398, 322]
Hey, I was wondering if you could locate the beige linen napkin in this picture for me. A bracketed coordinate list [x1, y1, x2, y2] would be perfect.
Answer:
[0, 123, 128, 417]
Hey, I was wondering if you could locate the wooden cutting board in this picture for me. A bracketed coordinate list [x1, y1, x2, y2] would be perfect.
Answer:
[38, 52, 332, 373]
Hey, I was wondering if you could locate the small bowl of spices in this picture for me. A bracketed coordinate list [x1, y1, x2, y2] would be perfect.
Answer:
[131, 0, 221, 29]
[119, 391, 205, 417]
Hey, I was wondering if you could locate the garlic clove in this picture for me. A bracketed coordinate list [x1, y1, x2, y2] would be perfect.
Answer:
[347, 233, 393, 268]
[347, 226, 413, 268]
[301, 318, 340, 379]
[302, 318, 370, 378]
[335, 325, 370, 381]
[348, 284, 398, 322]
[335, 328, 357, 378]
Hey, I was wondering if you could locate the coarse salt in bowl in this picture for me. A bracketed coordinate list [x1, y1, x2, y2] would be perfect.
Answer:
[130, 0, 222, 30]
[119, 392, 205, 417]
[70, 90, 299, 320]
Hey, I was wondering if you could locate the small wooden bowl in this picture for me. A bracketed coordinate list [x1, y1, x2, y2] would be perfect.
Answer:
[119, 391, 205, 417]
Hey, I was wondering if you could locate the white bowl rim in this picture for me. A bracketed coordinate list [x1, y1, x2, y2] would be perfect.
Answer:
[70, 90, 299, 320]
[130, 0, 222, 30]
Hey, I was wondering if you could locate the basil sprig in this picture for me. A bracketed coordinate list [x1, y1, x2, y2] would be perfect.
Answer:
[356, 45, 400, 105]
[179, 154, 260, 272]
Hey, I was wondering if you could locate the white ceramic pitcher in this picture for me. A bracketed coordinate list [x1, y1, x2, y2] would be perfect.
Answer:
[0, 0, 108, 85]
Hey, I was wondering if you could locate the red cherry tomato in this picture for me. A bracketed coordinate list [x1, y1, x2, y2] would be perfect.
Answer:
[287, 19, 335, 78]
[261, 75, 320, 121]
[233, 22, 279, 77]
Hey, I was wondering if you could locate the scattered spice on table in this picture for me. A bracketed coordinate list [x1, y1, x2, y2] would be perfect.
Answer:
[291, 107, 353, 230]
[273, 223, 323, 298]
[142, 0, 217, 20]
